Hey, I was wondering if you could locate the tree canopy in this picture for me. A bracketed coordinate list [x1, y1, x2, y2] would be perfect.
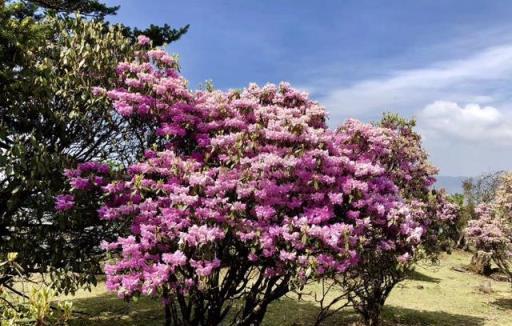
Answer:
[0, 0, 188, 293]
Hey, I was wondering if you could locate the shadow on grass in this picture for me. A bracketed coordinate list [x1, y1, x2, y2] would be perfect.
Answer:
[381, 306, 484, 326]
[492, 298, 512, 310]
[406, 270, 441, 283]
[68, 293, 485, 326]
[69, 293, 164, 326]
[265, 298, 485, 326]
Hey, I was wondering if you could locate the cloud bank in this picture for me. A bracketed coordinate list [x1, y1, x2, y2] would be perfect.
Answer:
[314, 44, 512, 124]
[417, 101, 512, 144]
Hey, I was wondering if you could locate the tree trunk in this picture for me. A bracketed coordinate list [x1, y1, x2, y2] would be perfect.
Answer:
[470, 251, 492, 275]
[163, 287, 172, 326]
[456, 233, 467, 250]
[360, 300, 383, 326]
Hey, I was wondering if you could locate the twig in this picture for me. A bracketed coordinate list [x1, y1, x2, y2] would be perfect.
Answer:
[0, 295, 19, 312]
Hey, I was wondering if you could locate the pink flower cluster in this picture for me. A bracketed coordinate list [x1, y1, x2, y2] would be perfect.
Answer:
[467, 204, 511, 252]
[55, 194, 75, 212]
[58, 44, 457, 302]
[55, 162, 110, 212]
[467, 173, 512, 264]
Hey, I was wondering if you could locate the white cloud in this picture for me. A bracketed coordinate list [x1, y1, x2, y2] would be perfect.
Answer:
[414, 101, 512, 176]
[417, 101, 512, 144]
[305, 43, 512, 176]
[314, 44, 512, 124]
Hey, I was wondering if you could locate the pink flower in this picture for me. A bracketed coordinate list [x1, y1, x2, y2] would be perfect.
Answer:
[190, 259, 221, 277]
[55, 194, 75, 212]
[398, 252, 411, 263]
[279, 250, 297, 262]
[120, 274, 141, 296]
[70, 177, 90, 190]
[162, 251, 187, 268]
[137, 35, 151, 46]
[255, 205, 276, 220]
[114, 101, 134, 117]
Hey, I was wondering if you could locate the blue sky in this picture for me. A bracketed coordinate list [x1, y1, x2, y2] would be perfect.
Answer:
[105, 0, 512, 176]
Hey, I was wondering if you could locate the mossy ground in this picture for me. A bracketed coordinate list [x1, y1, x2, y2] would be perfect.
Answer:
[59, 251, 512, 325]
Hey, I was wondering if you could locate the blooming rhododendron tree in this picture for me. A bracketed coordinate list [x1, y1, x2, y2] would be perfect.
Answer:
[307, 114, 459, 326]
[467, 173, 512, 285]
[57, 41, 457, 325]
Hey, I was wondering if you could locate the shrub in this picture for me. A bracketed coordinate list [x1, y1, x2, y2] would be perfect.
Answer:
[57, 39, 429, 325]
[466, 173, 512, 284]
[58, 42, 459, 325]
[309, 115, 459, 326]
[0, 253, 73, 325]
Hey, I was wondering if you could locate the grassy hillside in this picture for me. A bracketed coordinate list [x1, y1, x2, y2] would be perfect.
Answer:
[61, 251, 511, 325]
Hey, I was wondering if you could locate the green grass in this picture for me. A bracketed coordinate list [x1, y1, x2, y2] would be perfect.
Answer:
[59, 251, 512, 325]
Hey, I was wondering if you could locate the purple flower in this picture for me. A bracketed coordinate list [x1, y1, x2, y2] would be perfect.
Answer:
[162, 251, 187, 268]
[70, 177, 90, 190]
[279, 250, 297, 262]
[190, 258, 221, 277]
[55, 194, 75, 212]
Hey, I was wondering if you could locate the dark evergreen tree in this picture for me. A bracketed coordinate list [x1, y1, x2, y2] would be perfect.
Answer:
[0, 0, 187, 294]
